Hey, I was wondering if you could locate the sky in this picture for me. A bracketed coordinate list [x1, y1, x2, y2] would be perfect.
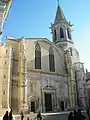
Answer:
[2, 0, 90, 71]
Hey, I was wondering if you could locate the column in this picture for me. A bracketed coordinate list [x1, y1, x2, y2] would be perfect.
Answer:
[23, 79, 28, 111]
[25, 79, 28, 106]
[52, 93, 54, 111]
[40, 88, 43, 112]
[19, 79, 28, 113]
[42, 91, 45, 112]
[19, 52, 28, 112]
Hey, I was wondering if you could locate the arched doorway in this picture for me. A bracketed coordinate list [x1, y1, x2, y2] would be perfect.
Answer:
[60, 101, 64, 111]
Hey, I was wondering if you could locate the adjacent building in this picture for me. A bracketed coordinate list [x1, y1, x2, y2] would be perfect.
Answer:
[0, 3, 88, 114]
[74, 63, 88, 109]
[86, 70, 90, 107]
[0, 0, 12, 41]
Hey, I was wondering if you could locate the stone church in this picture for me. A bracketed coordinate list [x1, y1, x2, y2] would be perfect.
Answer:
[0, 1, 88, 114]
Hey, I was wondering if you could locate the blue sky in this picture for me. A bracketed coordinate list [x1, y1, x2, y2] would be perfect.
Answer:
[2, 0, 90, 71]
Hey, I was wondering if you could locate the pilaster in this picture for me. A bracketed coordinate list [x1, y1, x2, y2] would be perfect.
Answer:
[18, 38, 28, 113]
[42, 91, 45, 112]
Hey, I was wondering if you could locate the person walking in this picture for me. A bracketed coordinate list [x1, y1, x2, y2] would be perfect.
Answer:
[37, 112, 42, 120]
[9, 109, 13, 120]
[77, 109, 85, 120]
[73, 109, 77, 120]
[87, 108, 90, 120]
[27, 117, 29, 120]
[3, 111, 9, 120]
[20, 111, 24, 120]
[68, 112, 74, 120]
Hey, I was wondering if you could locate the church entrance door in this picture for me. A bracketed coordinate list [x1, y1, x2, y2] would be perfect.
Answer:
[60, 101, 64, 111]
[45, 93, 52, 112]
[31, 101, 35, 112]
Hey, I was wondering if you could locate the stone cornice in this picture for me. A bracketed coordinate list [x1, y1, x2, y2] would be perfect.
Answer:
[55, 40, 74, 44]
[27, 69, 68, 77]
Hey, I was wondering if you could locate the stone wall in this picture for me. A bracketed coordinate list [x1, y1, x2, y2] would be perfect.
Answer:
[27, 71, 68, 112]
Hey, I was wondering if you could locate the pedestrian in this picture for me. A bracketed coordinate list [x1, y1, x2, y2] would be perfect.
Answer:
[3, 111, 9, 120]
[37, 112, 42, 120]
[74, 109, 77, 115]
[87, 108, 89, 116]
[27, 117, 29, 120]
[73, 109, 77, 120]
[20, 111, 24, 120]
[9, 108, 13, 120]
[77, 109, 85, 120]
[87, 108, 90, 120]
[68, 112, 73, 120]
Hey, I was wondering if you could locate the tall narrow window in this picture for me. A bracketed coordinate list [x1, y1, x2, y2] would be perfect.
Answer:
[30, 84, 33, 92]
[3, 91, 6, 95]
[54, 30, 57, 41]
[70, 47, 73, 56]
[4, 75, 6, 79]
[60, 27, 64, 38]
[6, 50, 8, 53]
[35, 43, 41, 69]
[49, 47, 55, 72]
[67, 28, 71, 39]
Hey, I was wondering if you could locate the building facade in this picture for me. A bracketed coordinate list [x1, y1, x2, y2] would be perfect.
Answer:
[0, 44, 13, 114]
[4, 37, 69, 113]
[0, 3, 88, 114]
[74, 63, 88, 109]
[0, 0, 12, 41]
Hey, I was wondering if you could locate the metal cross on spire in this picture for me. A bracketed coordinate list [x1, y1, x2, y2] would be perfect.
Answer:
[57, 0, 60, 4]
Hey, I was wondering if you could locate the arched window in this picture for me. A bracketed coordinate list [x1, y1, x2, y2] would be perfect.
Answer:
[49, 47, 55, 72]
[67, 28, 71, 39]
[35, 43, 41, 69]
[60, 27, 64, 38]
[54, 30, 57, 41]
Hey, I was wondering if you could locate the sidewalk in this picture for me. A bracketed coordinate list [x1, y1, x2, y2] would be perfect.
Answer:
[41, 110, 86, 116]
[0, 111, 86, 120]
[0, 113, 37, 120]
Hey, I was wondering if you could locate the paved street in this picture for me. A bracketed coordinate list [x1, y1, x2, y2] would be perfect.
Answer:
[43, 114, 68, 120]
[42, 112, 89, 120]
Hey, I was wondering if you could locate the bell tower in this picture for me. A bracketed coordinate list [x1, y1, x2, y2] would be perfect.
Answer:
[51, 4, 73, 50]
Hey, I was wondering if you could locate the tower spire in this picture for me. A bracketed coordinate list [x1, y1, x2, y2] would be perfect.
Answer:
[54, 3, 67, 24]
[57, 0, 60, 5]
[51, 3, 73, 45]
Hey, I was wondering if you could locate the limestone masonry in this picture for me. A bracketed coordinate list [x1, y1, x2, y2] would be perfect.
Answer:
[0, 1, 88, 114]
